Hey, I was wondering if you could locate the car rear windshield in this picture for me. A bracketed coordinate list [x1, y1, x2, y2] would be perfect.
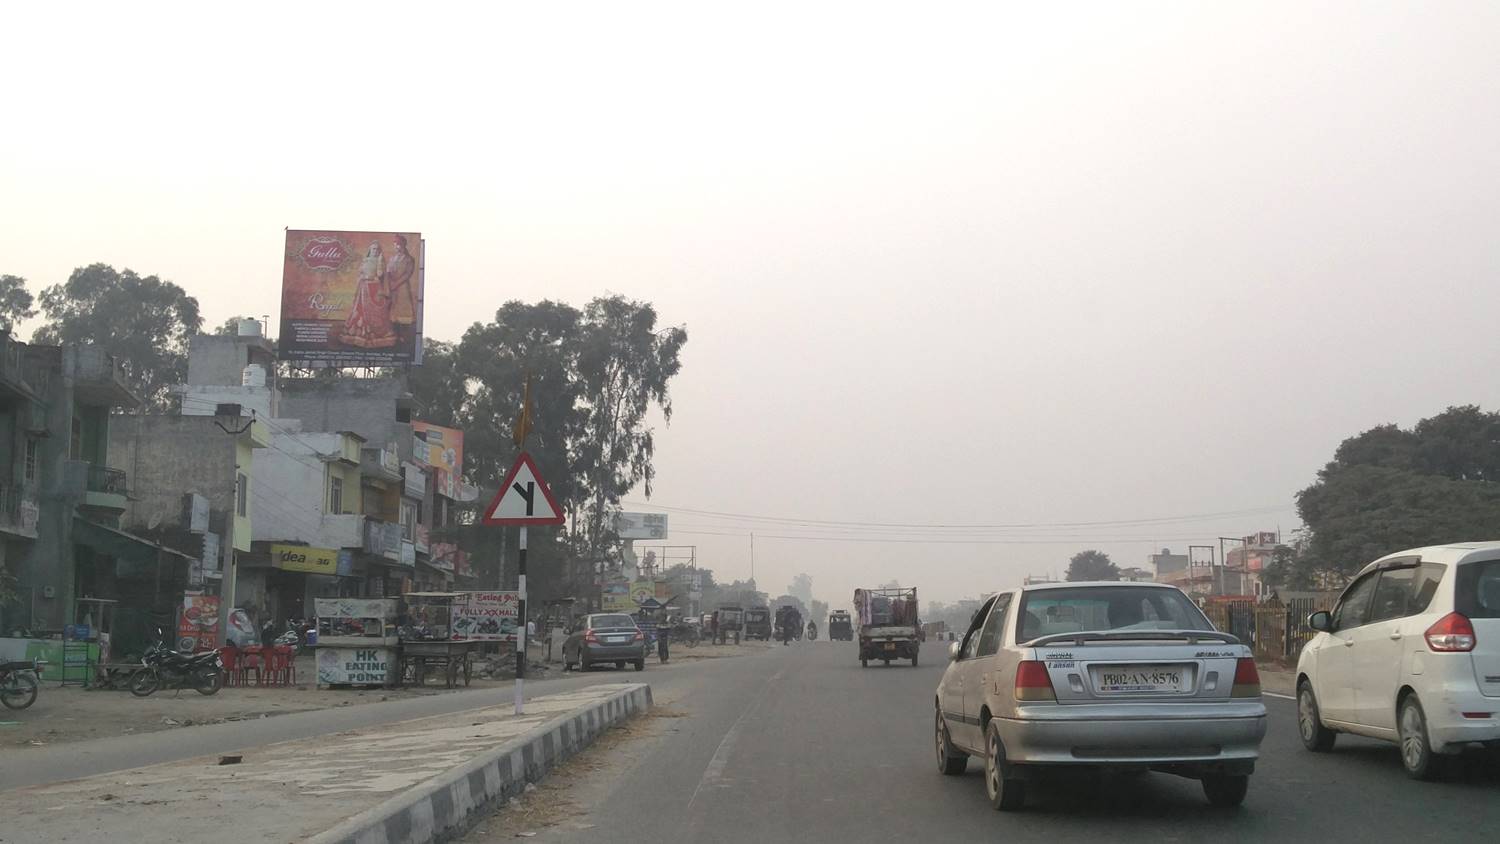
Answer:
[1017, 586, 1212, 641]
[1456, 560, 1500, 619]
[590, 614, 637, 629]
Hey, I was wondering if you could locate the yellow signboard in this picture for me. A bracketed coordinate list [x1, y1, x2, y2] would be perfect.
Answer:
[272, 544, 338, 574]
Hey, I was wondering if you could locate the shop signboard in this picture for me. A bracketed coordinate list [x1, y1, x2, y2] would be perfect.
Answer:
[403, 461, 427, 498]
[273, 544, 338, 574]
[337, 549, 355, 576]
[400, 539, 416, 567]
[602, 577, 633, 612]
[452, 591, 519, 642]
[412, 421, 464, 499]
[615, 512, 668, 540]
[631, 578, 658, 606]
[202, 531, 221, 573]
[316, 646, 394, 685]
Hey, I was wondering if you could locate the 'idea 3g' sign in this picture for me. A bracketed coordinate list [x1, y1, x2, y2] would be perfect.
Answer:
[272, 544, 338, 574]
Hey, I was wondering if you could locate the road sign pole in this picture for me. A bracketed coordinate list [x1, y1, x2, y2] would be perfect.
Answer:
[515, 525, 527, 716]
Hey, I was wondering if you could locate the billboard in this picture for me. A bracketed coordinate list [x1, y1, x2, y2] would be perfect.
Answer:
[615, 512, 668, 540]
[602, 576, 632, 612]
[452, 591, 519, 642]
[280, 229, 424, 366]
[412, 422, 464, 499]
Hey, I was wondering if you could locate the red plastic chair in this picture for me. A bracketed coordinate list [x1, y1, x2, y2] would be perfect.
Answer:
[261, 646, 295, 686]
[218, 646, 240, 687]
[238, 645, 264, 686]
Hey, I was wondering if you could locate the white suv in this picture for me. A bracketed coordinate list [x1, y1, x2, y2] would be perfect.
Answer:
[1296, 542, 1500, 778]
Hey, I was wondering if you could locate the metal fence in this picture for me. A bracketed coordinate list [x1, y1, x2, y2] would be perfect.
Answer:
[1199, 596, 1336, 664]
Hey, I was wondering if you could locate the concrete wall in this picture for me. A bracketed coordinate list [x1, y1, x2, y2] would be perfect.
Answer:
[279, 378, 413, 460]
[185, 334, 276, 387]
[252, 431, 365, 548]
[109, 416, 238, 539]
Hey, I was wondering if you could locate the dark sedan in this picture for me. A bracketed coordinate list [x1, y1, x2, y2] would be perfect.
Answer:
[563, 613, 648, 671]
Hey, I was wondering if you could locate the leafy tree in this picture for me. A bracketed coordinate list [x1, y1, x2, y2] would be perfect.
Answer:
[1297, 406, 1500, 584]
[1065, 549, 1119, 582]
[788, 573, 813, 606]
[34, 263, 203, 409]
[810, 599, 829, 624]
[0, 275, 36, 334]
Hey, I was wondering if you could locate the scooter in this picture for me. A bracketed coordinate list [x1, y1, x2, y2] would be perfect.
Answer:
[130, 631, 224, 697]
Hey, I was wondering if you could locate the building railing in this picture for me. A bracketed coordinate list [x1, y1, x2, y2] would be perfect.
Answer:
[0, 482, 39, 535]
[86, 465, 128, 495]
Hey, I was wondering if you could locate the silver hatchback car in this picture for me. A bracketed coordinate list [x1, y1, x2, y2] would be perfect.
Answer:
[934, 582, 1267, 810]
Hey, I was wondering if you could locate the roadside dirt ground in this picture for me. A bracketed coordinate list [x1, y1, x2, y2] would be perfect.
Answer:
[0, 641, 771, 750]
[0, 655, 556, 750]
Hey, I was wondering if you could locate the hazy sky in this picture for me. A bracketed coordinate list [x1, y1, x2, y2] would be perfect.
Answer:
[5, 3, 1500, 606]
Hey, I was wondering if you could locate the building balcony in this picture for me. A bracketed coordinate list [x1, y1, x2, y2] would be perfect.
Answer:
[65, 346, 139, 409]
[78, 462, 128, 513]
[0, 338, 37, 405]
[0, 482, 39, 539]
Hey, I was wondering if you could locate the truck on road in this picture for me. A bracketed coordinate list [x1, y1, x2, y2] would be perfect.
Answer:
[827, 610, 853, 641]
[853, 587, 920, 667]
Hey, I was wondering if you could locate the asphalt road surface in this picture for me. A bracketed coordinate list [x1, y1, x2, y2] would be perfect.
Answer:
[468, 639, 1500, 843]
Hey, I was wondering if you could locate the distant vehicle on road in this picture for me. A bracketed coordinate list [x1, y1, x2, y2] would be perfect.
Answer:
[715, 605, 745, 645]
[1296, 543, 1500, 779]
[828, 611, 853, 641]
[744, 606, 772, 641]
[934, 582, 1266, 810]
[563, 613, 647, 672]
[854, 587, 920, 666]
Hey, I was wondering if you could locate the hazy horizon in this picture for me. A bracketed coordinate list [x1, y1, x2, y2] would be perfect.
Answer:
[6, 2, 1500, 606]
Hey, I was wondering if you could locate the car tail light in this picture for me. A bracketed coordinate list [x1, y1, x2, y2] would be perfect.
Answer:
[1014, 660, 1056, 702]
[1425, 612, 1477, 652]
[633, 630, 644, 642]
[1231, 658, 1261, 698]
[584, 629, 599, 644]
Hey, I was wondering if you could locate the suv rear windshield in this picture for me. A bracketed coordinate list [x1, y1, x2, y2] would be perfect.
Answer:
[1456, 560, 1500, 619]
[1018, 586, 1212, 641]
[590, 614, 637, 629]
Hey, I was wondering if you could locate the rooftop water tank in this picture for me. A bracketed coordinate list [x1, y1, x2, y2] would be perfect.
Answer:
[237, 318, 262, 337]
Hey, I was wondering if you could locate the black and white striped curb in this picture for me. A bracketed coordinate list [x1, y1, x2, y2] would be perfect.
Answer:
[309, 683, 653, 844]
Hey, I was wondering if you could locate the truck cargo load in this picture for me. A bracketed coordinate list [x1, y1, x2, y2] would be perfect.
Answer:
[853, 587, 920, 667]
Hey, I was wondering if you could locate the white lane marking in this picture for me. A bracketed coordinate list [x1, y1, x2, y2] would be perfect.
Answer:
[685, 667, 784, 812]
[1264, 692, 1294, 701]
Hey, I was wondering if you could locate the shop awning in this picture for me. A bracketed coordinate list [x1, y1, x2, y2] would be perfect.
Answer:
[74, 517, 197, 568]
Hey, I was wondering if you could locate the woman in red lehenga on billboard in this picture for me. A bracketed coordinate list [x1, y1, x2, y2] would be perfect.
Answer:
[341, 241, 397, 348]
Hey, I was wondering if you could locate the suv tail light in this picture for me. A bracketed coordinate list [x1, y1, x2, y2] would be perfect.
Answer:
[1231, 658, 1261, 698]
[1425, 613, 1476, 652]
[1014, 660, 1056, 702]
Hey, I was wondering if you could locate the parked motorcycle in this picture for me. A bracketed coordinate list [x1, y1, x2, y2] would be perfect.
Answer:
[130, 632, 224, 697]
[0, 658, 43, 710]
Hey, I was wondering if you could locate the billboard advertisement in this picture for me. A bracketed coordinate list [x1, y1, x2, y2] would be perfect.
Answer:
[452, 591, 519, 642]
[178, 595, 221, 652]
[279, 229, 423, 366]
[602, 576, 633, 612]
[412, 421, 464, 499]
[615, 512, 668, 540]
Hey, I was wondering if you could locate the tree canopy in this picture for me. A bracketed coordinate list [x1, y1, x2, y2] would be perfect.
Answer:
[33, 263, 203, 409]
[1287, 405, 1500, 586]
[1065, 549, 1119, 581]
[0, 275, 36, 335]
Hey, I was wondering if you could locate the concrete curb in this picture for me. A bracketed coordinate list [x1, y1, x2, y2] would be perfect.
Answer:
[308, 683, 653, 844]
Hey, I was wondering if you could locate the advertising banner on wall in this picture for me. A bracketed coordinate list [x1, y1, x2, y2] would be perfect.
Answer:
[412, 421, 464, 499]
[279, 229, 424, 367]
[602, 576, 633, 612]
[177, 595, 221, 652]
[452, 591, 519, 642]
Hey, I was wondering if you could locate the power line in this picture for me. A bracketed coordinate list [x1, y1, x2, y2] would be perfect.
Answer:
[622, 500, 1294, 531]
[669, 529, 1249, 546]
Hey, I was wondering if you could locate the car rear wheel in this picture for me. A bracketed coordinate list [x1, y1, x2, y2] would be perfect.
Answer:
[1297, 682, 1337, 752]
[935, 710, 967, 775]
[1399, 695, 1444, 781]
[1202, 774, 1248, 807]
[984, 723, 1025, 810]
[634, 659, 646, 671]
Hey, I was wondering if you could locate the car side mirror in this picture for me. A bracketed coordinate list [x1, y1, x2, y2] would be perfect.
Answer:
[948, 642, 961, 661]
[1308, 611, 1333, 633]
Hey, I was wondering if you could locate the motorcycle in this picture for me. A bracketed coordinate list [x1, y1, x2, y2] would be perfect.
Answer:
[130, 632, 224, 697]
[807, 624, 818, 641]
[0, 658, 43, 710]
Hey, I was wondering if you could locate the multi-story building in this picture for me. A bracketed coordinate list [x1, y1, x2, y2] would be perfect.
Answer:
[0, 339, 202, 659]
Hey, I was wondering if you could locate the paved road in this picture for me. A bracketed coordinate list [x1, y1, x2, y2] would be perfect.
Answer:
[470, 639, 1500, 843]
[0, 656, 721, 792]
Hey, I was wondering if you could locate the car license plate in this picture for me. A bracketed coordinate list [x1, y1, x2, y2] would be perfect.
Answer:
[883, 642, 896, 651]
[1092, 665, 1189, 694]
[606, 636, 629, 644]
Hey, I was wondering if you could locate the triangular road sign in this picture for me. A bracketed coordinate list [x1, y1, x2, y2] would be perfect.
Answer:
[483, 452, 565, 526]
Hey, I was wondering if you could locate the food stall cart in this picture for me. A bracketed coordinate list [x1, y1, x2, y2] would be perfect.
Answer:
[313, 598, 399, 688]
[399, 592, 476, 688]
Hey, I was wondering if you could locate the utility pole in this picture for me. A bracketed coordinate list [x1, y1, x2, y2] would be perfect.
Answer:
[750, 532, 755, 585]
